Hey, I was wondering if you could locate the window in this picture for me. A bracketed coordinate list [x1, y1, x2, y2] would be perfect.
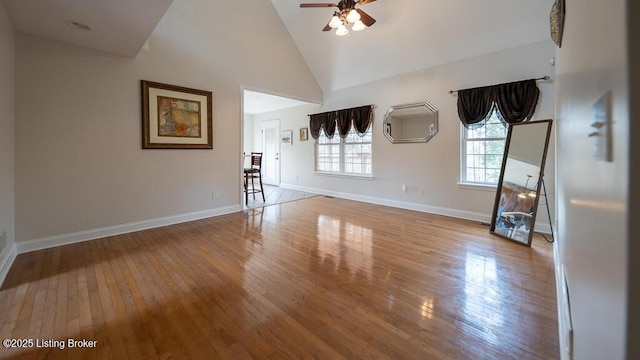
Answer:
[316, 125, 372, 175]
[461, 110, 507, 185]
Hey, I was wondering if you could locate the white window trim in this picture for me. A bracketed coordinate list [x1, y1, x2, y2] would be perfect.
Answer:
[457, 182, 497, 192]
[313, 171, 375, 180]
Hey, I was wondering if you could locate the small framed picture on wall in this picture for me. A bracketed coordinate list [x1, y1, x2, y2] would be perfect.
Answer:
[299, 127, 309, 141]
[281, 130, 293, 145]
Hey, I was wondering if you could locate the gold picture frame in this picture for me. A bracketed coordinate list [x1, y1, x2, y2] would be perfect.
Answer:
[141, 80, 213, 149]
[299, 127, 309, 141]
[550, 0, 566, 47]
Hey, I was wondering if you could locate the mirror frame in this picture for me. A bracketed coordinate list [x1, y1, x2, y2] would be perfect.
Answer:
[383, 101, 438, 143]
[490, 119, 553, 246]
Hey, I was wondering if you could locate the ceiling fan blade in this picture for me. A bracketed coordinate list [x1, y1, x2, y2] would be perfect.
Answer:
[300, 3, 338, 8]
[323, 22, 332, 31]
[357, 0, 377, 5]
[356, 8, 376, 27]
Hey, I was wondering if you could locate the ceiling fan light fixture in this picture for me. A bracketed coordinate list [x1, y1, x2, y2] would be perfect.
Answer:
[346, 8, 361, 23]
[299, 1, 376, 35]
[352, 19, 366, 31]
[336, 24, 349, 36]
[329, 14, 342, 28]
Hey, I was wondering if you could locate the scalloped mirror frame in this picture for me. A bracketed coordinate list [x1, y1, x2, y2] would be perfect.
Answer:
[383, 101, 438, 144]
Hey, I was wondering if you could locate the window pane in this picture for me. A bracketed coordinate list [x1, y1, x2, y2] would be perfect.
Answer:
[467, 140, 485, 155]
[462, 108, 507, 184]
[466, 126, 485, 139]
[315, 126, 372, 175]
[486, 169, 501, 183]
[486, 154, 503, 169]
[486, 140, 505, 154]
[344, 143, 371, 174]
[485, 124, 507, 138]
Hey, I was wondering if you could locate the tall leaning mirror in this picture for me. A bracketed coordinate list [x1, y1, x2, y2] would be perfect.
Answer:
[490, 120, 552, 246]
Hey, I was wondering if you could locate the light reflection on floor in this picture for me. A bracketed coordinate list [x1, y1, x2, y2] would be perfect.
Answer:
[236, 196, 557, 357]
[420, 297, 435, 319]
[316, 214, 373, 282]
[464, 253, 503, 343]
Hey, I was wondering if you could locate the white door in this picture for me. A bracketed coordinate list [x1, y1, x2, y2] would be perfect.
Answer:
[260, 121, 280, 186]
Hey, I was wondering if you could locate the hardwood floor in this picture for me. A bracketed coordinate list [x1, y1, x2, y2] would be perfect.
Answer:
[0, 197, 559, 359]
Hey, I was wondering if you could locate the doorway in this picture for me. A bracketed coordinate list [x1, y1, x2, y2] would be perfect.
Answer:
[243, 89, 311, 184]
[242, 89, 317, 206]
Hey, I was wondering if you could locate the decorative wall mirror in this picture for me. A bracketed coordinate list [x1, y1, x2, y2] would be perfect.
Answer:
[383, 101, 438, 143]
[490, 120, 552, 246]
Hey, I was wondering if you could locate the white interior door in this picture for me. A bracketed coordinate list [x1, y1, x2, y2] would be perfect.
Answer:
[260, 121, 280, 186]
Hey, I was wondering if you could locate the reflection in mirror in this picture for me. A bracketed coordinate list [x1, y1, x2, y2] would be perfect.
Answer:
[490, 120, 552, 246]
[383, 101, 438, 143]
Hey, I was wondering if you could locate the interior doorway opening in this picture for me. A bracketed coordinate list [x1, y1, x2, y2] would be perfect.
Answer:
[241, 89, 315, 206]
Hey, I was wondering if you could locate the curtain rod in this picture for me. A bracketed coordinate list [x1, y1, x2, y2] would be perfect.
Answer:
[307, 104, 376, 117]
[448, 76, 551, 95]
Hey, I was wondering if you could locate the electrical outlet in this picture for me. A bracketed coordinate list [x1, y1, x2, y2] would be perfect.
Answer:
[418, 188, 425, 195]
[212, 191, 219, 200]
[402, 184, 408, 193]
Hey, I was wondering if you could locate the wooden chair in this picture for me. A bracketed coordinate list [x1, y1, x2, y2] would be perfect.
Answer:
[244, 152, 265, 205]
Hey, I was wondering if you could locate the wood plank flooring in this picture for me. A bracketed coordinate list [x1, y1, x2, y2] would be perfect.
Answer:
[0, 196, 559, 359]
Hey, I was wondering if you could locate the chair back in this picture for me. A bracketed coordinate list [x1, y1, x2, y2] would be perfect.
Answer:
[249, 152, 262, 171]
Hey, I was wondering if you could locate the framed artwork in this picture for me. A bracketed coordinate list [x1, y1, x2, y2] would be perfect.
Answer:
[550, 0, 565, 47]
[590, 91, 613, 162]
[281, 130, 293, 145]
[299, 127, 309, 141]
[141, 80, 213, 149]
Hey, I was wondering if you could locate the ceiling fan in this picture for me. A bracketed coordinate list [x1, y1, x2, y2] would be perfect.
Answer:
[300, 0, 377, 36]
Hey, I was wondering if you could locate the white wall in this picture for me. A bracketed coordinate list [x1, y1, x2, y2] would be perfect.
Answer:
[14, 0, 322, 246]
[243, 113, 254, 155]
[282, 41, 556, 225]
[0, 2, 16, 283]
[555, 0, 629, 359]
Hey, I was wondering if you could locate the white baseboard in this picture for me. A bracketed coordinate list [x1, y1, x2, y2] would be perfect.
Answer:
[6, 184, 553, 283]
[0, 243, 17, 286]
[554, 239, 573, 360]
[16, 205, 242, 254]
[280, 183, 552, 234]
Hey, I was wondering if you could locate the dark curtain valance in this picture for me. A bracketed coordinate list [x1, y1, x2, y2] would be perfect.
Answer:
[309, 105, 373, 139]
[457, 79, 540, 129]
[309, 112, 327, 139]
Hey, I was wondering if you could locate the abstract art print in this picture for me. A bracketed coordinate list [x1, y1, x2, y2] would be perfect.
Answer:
[141, 80, 212, 149]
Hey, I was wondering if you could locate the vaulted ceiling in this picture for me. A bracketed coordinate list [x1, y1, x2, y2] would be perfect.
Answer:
[2, 0, 555, 95]
[271, 0, 554, 93]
